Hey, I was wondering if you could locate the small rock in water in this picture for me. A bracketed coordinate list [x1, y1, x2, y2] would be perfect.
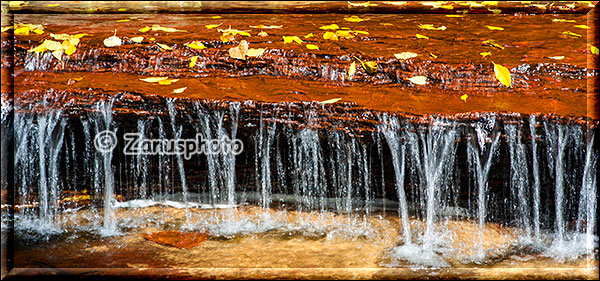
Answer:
[142, 231, 209, 249]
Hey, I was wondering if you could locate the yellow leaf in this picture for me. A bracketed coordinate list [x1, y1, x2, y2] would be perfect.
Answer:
[344, 16, 364, 22]
[140, 77, 168, 83]
[480, 51, 492, 58]
[139, 26, 151, 32]
[118, 8, 127, 12]
[488, 8, 501, 14]
[1, 26, 14, 32]
[46, 4, 60, 7]
[250, 25, 282, 29]
[304, 33, 314, 38]
[151, 25, 185, 32]
[348, 1, 377, 7]
[158, 79, 179, 85]
[460, 94, 468, 102]
[408, 76, 427, 85]
[482, 1, 498, 5]
[574, 25, 589, 29]
[429, 52, 438, 58]
[186, 41, 205, 50]
[319, 98, 342, 104]
[335, 30, 355, 39]
[206, 24, 223, 29]
[352, 30, 369, 35]
[64, 43, 76, 56]
[173, 87, 187, 94]
[282, 36, 302, 44]
[212, 16, 222, 19]
[446, 15, 463, 17]
[149, 37, 155, 41]
[562, 31, 582, 37]
[415, 34, 429, 39]
[218, 27, 251, 37]
[32, 28, 44, 34]
[552, 19, 576, 23]
[483, 39, 504, 50]
[117, 19, 130, 23]
[103, 36, 122, 47]
[548, 56, 564, 60]
[320, 24, 340, 30]
[131, 36, 144, 43]
[246, 48, 266, 57]
[258, 31, 268, 37]
[348, 61, 356, 79]
[52, 49, 63, 60]
[189, 56, 198, 68]
[380, 23, 394, 26]
[486, 25, 504, 31]
[418, 24, 446, 31]
[394, 52, 418, 60]
[591, 45, 599, 55]
[73, 33, 88, 39]
[323, 32, 338, 40]
[383, 1, 407, 6]
[306, 44, 319, 50]
[156, 43, 172, 50]
[14, 26, 29, 36]
[229, 40, 249, 60]
[492, 61, 511, 87]
[439, 4, 454, 9]
[353, 56, 377, 74]
[9, 1, 26, 8]
[44, 40, 63, 51]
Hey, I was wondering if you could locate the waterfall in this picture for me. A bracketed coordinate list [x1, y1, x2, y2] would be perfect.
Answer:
[529, 116, 541, 240]
[544, 122, 568, 242]
[255, 110, 277, 209]
[379, 114, 411, 244]
[167, 99, 188, 203]
[578, 130, 597, 254]
[95, 99, 118, 235]
[506, 123, 532, 238]
[467, 116, 500, 249]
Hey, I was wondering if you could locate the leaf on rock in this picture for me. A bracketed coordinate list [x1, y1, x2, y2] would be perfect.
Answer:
[348, 61, 356, 79]
[306, 44, 319, 50]
[319, 98, 342, 104]
[483, 39, 504, 49]
[562, 31, 582, 37]
[552, 19, 576, 23]
[394, 52, 418, 60]
[158, 79, 179, 85]
[460, 94, 468, 102]
[156, 42, 172, 50]
[151, 24, 186, 32]
[486, 25, 504, 30]
[480, 51, 492, 58]
[348, 1, 378, 7]
[131, 36, 144, 43]
[415, 34, 429, 39]
[353, 56, 377, 74]
[51, 49, 63, 60]
[548, 56, 565, 60]
[429, 52, 438, 58]
[344, 16, 365, 22]
[246, 48, 266, 57]
[418, 24, 446, 30]
[574, 25, 589, 29]
[205, 23, 223, 29]
[250, 25, 282, 29]
[229, 40, 249, 60]
[14, 26, 29, 36]
[591, 45, 599, 55]
[408, 76, 427, 85]
[320, 24, 340, 30]
[189, 56, 198, 68]
[323, 31, 338, 40]
[139, 26, 151, 32]
[258, 31, 268, 37]
[282, 36, 303, 44]
[173, 87, 187, 94]
[186, 41, 206, 50]
[140, 77, 169, 83]
[304, 33, 314, 38]
[492, 61, 511, 87]
[103, 35, 122, 47]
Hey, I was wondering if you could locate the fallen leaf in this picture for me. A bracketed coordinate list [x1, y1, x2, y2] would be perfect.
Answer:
[562, 31, 582, 37]
[250, 25, 282, 29]
[445, 15, 463, 17]
[131, 36, 144, 43]
[352, 30, 369, 35]
[306, 44, 319, 50]
[353, 56, 377, 74]
[320, 24, 340, 30]
[14, 26, 29, 36]
[486, 25, 504, 30]
[246, 48, 266, 57]
[103, 36, 122, 47]
[394, 52, 418, 60]
[158, 79, 179, 85]
[186, 41, 206, 50]
[418, 24, 446, 30]
[229, 40, 249, 60]
[429, 52, 438, 58]
[282, 36, 302, 44]
[258, 31, 268, 37]
[460, 94, 468, 102]
[344, 15, 365, 22]
[218, 27, 251, 37]
[156, 42, 172, 50]
[348, 61, 356, 79]
[492, 61, 511, 87]
[408, 76, 427, 85]
[348, 1, 378, 7]
[552, 19, 576, 23]
[140, 77, 169, 83]
[117, 19, 130, 23]
[480, 51, 492, 58]
[591, 45, 599, 55]
[139, 26, 151, 32]
[45, 4, 60, 7]
[335, 30, 355, 39]
[488, 8, 501, 14]
[319, 98, 342, 104]
[323, 31, 338, 40]
[189, 56, 198, 68]
[304, 33, 314, 38]
[205, 23, 223, 29]
[173, 87, 187, 94]
[383, 1, 407, 6]
[574, 25, 589, 29]
[548, 56, 565, 60]
[415, 34, 429, 39]
[51, 49, 63, 60]
[483, 39, 504, 49]
[118, 8, 127, 11]
[151, 24, 185, 32]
